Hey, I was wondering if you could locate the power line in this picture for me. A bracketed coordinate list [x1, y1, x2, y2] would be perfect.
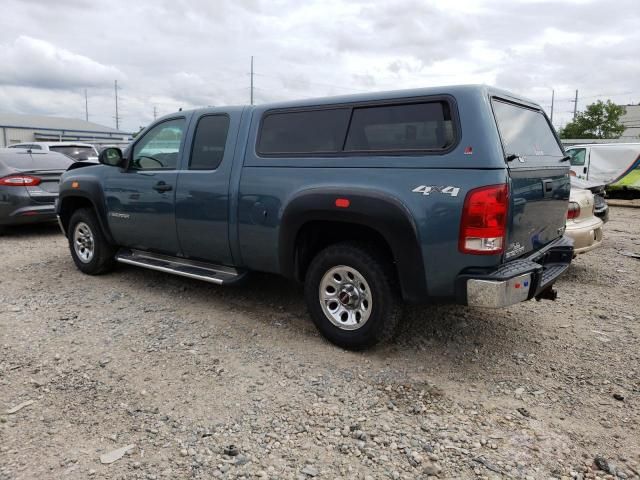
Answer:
[257, 72, 369, 94]
[250, 56, 254, 106]
[114, 80, 121, 130]
[578, 91, 634, 100]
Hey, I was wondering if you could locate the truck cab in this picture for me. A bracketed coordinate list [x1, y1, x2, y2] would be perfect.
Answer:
[57, 85, 573, 349]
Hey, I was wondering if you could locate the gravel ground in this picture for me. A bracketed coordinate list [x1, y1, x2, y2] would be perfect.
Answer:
[1, 207, 639, 480]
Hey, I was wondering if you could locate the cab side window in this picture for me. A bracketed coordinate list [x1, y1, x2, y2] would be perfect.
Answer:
[568, 148, 586, 166]
[189, 115, 230, 170]
[132, 118, 185, 170]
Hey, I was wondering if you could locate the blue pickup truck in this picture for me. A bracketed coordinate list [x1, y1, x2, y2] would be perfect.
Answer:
[57, 85, 573, 349]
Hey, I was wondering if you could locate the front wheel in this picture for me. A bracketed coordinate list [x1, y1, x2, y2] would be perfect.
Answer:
[67, 208, 116, 275]
[304, 242, 403, 350]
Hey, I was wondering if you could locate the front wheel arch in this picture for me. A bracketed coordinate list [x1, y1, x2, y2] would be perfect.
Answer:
[58, 195, 115, 245]
[66, 208, 116, 274]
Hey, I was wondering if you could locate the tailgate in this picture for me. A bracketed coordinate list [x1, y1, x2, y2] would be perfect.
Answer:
[492, 99, 570, 258]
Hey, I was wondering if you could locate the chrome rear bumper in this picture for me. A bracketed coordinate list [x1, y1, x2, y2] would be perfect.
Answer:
[467, 273, 532, 308]
[457, 235, 574, 308]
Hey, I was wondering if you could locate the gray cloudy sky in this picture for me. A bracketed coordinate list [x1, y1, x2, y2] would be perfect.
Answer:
[0, 0, 638, 132]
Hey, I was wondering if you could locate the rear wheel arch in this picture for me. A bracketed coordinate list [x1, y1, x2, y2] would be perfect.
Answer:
[279, 190, 427, 303]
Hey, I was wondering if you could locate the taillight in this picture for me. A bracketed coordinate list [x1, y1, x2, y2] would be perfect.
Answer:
[459, 184, 509, 255]
[567, 202, 581, 220]
[0, 175, 42, 186]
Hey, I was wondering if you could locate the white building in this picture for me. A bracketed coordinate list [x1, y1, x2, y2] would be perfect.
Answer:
[0, 113, 132, 148]
[619, 104, 640, 142]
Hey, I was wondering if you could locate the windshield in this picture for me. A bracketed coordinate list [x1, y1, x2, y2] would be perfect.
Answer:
[492, 99, 563, 162]
[49, 145, 97, 161]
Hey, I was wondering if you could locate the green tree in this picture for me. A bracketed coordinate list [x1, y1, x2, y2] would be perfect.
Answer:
[560, 100, 626, 139]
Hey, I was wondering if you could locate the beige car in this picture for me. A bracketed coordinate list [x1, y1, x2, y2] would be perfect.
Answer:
[565, 188, 604, 255]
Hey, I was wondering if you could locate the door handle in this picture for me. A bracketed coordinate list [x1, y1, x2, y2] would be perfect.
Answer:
[152, 181, 172, 193]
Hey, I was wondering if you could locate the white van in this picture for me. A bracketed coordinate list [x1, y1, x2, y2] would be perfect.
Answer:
[565, 143, 640, 194]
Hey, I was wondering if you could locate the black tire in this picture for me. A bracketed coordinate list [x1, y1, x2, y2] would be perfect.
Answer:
[304, 242, 403, 350]
[67, 208, 116, 275]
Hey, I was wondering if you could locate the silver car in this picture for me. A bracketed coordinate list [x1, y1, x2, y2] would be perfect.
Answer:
[0, 148, 72, 231]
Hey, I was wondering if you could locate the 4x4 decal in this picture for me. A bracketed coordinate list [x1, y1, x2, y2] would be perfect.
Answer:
[412, 185, 461, 197]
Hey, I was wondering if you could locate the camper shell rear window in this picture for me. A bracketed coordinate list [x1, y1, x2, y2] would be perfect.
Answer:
[491, 98, 563, 162]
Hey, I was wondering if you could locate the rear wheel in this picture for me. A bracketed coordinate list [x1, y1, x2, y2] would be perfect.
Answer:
[67, 208, 116, 274]
[304, 242, 402, 350]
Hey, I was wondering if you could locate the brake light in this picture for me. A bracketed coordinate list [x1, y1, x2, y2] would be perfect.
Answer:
[567, 202, 580, 220]
[459, 184, 509, 255]
[0, 175, 42, 186]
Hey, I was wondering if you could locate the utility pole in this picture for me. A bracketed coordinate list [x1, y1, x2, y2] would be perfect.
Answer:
[153, 106, 158, 120]
[572, 89, 578, 120]
[84, 89, 89, 121]
[250, 56, 254, 106]
[550, 89, 555, 124]
[114, 80, 120, 130]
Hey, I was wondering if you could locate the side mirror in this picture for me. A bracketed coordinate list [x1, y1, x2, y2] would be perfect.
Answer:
[99, 147, 124, 167]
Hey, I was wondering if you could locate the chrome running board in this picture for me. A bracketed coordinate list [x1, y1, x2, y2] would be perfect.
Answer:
[115, 249, 245, 285]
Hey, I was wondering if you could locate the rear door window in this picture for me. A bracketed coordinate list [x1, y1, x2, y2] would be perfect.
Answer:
[189, 115, 230, 170]
[492, 99, 563, 163]
[344, 101, 454, 152]
[258, 108, 351, 155]
[49, 145, 97, 161]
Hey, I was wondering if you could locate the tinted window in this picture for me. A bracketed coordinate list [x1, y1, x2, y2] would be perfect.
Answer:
[567, 148, 586, 166]
[258, 109, 351, 154]
[190, 115, 230, 170]
[492, 100, 563, 158]
[49, 145, 97, 161]
[132, 118, 185, 170]
[345, 102, 454, 151]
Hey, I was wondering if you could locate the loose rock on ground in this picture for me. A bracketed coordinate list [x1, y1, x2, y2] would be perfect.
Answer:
[1, 207, 639, 479]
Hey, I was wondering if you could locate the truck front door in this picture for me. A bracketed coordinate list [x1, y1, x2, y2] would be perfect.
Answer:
[175, 112, 238, 265]
[104, 117, 186, 255]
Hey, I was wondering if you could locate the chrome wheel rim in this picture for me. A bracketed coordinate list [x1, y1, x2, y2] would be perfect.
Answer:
[319, 265, 372, 330]
[73, 222, 95, 263]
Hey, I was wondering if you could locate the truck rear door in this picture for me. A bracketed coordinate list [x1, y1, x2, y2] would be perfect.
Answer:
[492, 99, 570, 259]
[175, 111, 239, 265]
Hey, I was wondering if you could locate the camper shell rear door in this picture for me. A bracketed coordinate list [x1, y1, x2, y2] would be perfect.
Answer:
[491, 98, 571, 259]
